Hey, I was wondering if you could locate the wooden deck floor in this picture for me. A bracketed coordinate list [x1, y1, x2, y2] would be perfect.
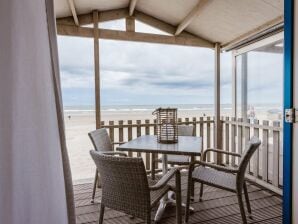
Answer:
[74, 174, 282, 224]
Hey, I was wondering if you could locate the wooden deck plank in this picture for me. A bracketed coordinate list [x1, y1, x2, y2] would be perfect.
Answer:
[74, 173, 282, 224]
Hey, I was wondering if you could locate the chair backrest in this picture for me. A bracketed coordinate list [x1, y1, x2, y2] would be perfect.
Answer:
[90, 151, 150, 219]
[88, 128, 113, 152]
[178, 125, 195, 136]
[236, 137, 261, 188]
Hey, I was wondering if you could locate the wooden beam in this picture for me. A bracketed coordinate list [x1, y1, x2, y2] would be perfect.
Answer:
[214, 43, 222, 164]
[57, 24, 214, 48]
[175, 0, 209, 36]
[129, 0, 138, 16]
[67, 0, 79, 26]
[222, 16, 283, 50]
[56, 8, 129, 26]
[126, 17, 135, 32]
[93, 11, 101, 129]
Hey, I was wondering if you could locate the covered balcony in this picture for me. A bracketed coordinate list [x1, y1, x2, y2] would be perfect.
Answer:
[55, 0, 284, 223]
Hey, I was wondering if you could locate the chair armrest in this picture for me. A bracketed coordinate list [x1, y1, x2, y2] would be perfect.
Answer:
[193, 160, 239, 174]
[101, 151, 127, 157]
[203, 148, 241, 161]
[149, 168, 180, 190]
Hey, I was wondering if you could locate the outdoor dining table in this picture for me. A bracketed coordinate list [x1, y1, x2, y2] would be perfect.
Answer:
[117, 135, 202, 222]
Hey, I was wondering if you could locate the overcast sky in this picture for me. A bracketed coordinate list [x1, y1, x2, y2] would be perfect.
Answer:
[57, 20, 283, 107]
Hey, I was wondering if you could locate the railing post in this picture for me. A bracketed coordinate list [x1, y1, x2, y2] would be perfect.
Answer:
[231, 117, 236, 166]
[262, 120, 269, 182]
[136, 120, 141, 157]
[225, 117, 230, 165]
[145, 119, 150, 170]
[253, 119, 260, 177]
[127, 120, 133, 157]
[118, 120, 124, 145]
[109, 121, 114, 150]
[272, 121, 280, 187]
[192, 117, 197, 136]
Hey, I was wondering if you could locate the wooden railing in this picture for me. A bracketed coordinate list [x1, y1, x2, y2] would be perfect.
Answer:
[221, 117, 283, 195]
[101, 116, 283, 195]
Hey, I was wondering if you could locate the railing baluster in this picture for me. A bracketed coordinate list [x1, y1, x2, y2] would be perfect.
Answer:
[118, 120, 123, 145]
[253, 119, 260, 178]
[200, 117, 204, 158]
[272, 121, 280, 187]
[109, 121, 114, 150]
[145, 119, 150, 170]
[192, 117, 197, 136]
[262, 120, 269, 182]
[237, 118, 243, 165]
[244, 119, 250, 173]
[136, 120, 141, 157]
[231, 117, 236, 166]
[185, 117, 189, 125]
[128, 120, 133, 157]
[225, 117, 230, 165]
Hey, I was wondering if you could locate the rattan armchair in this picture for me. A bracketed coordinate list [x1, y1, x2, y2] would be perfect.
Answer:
[185, 137, 261, 224]
[88, 128, 127, 203]
[90, 150, 182, 224]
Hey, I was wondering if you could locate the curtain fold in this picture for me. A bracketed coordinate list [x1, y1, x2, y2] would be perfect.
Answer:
[45, 0, 76, 223]
[0, 0, 75, 223]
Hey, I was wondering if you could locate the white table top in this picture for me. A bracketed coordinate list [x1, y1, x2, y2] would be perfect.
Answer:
[117, 135, 202, 156]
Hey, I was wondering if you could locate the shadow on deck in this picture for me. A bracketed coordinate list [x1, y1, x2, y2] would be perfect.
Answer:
[74, 174, 282, 224]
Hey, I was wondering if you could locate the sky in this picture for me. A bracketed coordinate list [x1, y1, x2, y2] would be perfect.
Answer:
[57, 19, 283, 107]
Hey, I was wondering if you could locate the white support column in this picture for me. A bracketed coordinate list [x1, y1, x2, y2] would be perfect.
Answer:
[241, 53, 248, 121]
[232, 52, 237, 118]
[93, 10, 101, 129]
[214, 43, 222, 164]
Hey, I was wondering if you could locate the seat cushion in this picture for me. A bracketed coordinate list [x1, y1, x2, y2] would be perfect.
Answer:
[192, 166, 237, 192]
[158, 155, 190, 165]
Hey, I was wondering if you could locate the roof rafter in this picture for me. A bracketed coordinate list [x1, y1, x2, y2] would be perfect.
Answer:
[175, 0, 210, 36]
[129, 0, 138, 16]
[67, 0, 79, 26]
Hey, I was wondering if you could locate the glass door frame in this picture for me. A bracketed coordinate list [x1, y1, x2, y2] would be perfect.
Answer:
[231, 32, 284, 119]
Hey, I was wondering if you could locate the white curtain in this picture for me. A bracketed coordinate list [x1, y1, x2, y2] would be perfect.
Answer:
[0, 0, 75, 223]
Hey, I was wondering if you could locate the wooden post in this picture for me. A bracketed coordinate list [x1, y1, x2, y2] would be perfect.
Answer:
[128, 120, 133, 157]
[93, 10, 101, 129]
[225, 117, 230, 165]
[145, 120, 150, 169]
[231, 117, 236, 166]
[214, 43, 222, 164]
[253, 119, 260, 177]
[118, 120, 124, 144]
[136, 120, 141, 157]
[126, 16, 135, 32]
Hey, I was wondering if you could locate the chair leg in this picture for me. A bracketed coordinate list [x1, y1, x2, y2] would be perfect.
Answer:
[185, 173, 193, 223]
[91, 169, 98, 203]
[98, 204, 105, 224]
[237, 190, 247, 224]
[199, 183, 204, 201]
[243, 182, 252, 215]
[175, 171, 182, 224]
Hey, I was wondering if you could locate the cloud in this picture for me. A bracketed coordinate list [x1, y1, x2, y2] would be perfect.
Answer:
[57, 21, 283, 106]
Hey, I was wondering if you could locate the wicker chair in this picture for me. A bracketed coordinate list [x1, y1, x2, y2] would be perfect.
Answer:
[185, 137, 261, 224]
[88, 128, 127, 203]
[151, 125, 196, 179]
[90, 150, 182, 224]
